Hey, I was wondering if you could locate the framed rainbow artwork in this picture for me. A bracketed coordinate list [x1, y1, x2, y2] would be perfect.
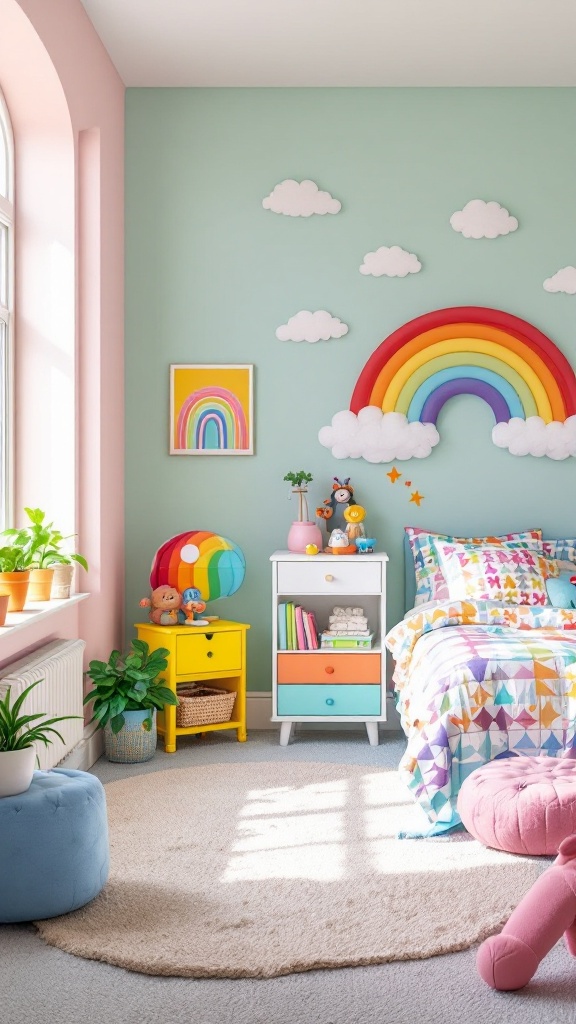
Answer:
[170, 364, 254, 455]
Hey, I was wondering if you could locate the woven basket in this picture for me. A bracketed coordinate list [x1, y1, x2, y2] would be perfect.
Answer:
[176, 685, 236, 728]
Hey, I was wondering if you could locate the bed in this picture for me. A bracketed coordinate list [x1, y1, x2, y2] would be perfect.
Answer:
[385, 530, 576, 834]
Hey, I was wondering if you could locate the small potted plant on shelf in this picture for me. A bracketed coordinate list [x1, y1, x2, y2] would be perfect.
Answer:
[0, 535, 36, 612]
[283, 471, 323, 553]
[0, 678, 82, 797]
[83, 639, 179, 764]
[1, 507, 88, 603]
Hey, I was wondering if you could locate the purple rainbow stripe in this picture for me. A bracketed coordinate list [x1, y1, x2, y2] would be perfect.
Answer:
[420, 379, 512, 425]
[176, 386, 248, 450]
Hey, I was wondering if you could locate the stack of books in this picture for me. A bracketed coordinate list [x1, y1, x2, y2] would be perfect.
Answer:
[277, 602, 319, 650]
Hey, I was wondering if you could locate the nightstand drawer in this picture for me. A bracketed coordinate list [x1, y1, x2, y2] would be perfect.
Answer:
[277, 652, 381, 684]
[176, 631, 242, 675]
[277, 684, 381, 716]
[276, 560, 381, 595]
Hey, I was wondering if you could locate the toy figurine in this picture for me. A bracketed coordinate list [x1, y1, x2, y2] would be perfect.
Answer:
[477, 833, 576, 990]
[325, 527, 357, 555]
[139, 585, 185, 626]
[316, 477, 357, 534]
[181, 586, 209, 626]
[343, 504, 366, 543]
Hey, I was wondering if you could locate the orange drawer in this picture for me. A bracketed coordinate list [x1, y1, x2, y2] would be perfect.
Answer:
[277, 652, 381, 685]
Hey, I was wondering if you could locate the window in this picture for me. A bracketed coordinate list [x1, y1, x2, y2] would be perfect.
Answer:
[0, 89, 13, 532]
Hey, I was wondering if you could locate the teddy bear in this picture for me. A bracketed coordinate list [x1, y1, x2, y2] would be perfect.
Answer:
[139, 585, 185, 626]
[477, 833, 576, 990]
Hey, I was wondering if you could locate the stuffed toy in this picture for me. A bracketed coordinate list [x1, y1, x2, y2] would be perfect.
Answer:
[477, 833, 576, 990]
[139, 585, 185, 626]
[316, 477, 357, 533]
[181, 586, 208, 626]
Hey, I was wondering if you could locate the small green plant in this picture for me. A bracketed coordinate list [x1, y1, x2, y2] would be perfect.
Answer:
[0, 507, 88, 572]
[0, 678, 81, 752]
[284, 471, 313, 522]
[84, 639, 179, 734]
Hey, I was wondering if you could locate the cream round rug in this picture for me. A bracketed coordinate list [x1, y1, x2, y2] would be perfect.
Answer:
[35, 762, 541, 978]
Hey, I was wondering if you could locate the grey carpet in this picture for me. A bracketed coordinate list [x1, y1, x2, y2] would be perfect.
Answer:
[1, 728, 575, 1024]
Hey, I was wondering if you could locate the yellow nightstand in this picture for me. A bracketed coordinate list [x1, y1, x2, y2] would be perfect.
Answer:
[135, 620, 250, 753]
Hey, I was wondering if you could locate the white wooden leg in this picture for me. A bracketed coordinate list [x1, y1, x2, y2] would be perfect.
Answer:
[365, 721, 379, 746]
[279, 721, 294, 746]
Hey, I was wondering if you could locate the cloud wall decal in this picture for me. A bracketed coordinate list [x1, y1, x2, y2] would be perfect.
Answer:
[262, 179, 341, 217]
[276, 310, 349, 343]
[359, 245, 422, 278]
[318, 408, 439, 462]
[450, 199, 518, 239]
[492, 416, 576, 460]
[543, 266, 576, 294]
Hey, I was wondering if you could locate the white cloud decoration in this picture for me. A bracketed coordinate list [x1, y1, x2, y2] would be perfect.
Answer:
[359, 246, 422, 278]
[318, 408, 439, 462]
[543, 266, 576, 294]
[492, 416, 576, 460]
[450, 199, 518, 239]
[276, 310, 349, 344]
[262, 179, 341, 217]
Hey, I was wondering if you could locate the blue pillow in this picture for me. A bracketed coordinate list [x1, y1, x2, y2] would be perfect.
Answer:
[546, 572, 576, 609]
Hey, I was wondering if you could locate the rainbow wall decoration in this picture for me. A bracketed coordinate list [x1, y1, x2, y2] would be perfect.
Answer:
[170, 365, 253, 455]
[319, 307, 576, 461]
[150, 531, 246, 602]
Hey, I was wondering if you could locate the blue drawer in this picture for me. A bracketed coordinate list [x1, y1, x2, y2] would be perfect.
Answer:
[277, 684, 380, 717]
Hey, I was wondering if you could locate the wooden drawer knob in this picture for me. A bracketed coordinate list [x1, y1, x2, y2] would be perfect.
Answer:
[325, 574, 334, 582]
[325, 665, 335, 674]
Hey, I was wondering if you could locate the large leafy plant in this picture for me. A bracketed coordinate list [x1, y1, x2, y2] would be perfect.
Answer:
[0, 678, 81, 752]
[84, 639, 178, 734]
[0, 507, 88, 572]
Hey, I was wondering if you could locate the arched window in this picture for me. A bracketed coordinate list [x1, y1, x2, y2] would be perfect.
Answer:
[0, 89, 13, 531]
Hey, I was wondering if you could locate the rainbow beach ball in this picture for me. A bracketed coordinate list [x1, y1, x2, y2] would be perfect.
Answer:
[150, 531, 245, 602]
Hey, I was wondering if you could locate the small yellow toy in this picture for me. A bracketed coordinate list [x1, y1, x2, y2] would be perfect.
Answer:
[344, 504, 366, 542]
[305, 543, 319, 556]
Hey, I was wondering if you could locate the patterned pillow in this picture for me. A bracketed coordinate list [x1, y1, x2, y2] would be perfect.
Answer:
[543, 539, 576, 564]
[405, 527, 544, 605]
[435, 541, 559, 606]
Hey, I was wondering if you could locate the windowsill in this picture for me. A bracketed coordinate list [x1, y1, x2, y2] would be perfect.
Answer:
[0, 593, 90, 640]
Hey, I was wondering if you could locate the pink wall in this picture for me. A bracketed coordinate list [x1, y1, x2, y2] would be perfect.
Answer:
[0, 0, 125, 668]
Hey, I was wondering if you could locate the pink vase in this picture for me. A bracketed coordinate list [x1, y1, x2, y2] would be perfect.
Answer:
[287, 521, 323, 553]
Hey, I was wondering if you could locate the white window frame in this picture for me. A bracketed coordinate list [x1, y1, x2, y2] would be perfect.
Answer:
[0, 89, 14, 532]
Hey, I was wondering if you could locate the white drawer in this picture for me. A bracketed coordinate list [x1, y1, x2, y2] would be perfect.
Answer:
[276, 560, 381, 595]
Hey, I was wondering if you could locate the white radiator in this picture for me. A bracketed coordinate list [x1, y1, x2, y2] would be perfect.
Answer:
[0, 639, 86, 769]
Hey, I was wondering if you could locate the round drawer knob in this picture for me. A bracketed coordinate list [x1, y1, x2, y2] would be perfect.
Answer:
[325, 574, 334, 582]
[325, 666, 335, 674]
[206, 651, 213, 658]
[326, 698, 335, 706]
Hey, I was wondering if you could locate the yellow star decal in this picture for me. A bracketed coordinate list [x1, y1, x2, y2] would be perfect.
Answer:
[409, 491, 424, 506]
[387, 466, 401, 483]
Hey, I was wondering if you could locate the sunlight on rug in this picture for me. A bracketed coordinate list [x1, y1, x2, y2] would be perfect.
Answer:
[34, 762, 541, 979]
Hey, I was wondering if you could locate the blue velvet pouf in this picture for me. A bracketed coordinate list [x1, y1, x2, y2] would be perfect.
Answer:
[0, 768, 109, 923]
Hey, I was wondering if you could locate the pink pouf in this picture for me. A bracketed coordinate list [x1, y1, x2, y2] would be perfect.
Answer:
[457, 755, 576, 855]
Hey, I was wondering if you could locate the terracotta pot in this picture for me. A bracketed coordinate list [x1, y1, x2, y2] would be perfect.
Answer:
[0, 571, 31, 612]
[0, 747, 36, 797]
[28, 568, 55, 602]
[50, 563, 74, 599]
[0, 594, 8, 626]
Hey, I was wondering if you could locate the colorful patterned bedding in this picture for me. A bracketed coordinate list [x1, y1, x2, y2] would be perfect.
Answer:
[385, 600, 576, 833]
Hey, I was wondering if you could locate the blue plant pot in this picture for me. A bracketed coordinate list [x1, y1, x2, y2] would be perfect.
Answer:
[104, 709, 157, 763]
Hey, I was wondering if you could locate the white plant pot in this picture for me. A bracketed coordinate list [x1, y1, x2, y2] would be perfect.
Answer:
[0, 747, 36, 798]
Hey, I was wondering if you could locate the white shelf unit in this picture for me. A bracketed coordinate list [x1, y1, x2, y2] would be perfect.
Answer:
[270, 550, 388, 746]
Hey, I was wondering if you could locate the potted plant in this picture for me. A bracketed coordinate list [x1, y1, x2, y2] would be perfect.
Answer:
[283, 471, 323, 553]
[0, 678, 82, 797]
[83, 639, 179, 763]
[0, 535, 36, 612]
[1, 507, 88, 603]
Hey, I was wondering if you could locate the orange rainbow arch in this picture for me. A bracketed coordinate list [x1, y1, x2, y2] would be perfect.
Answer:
[350, 307, 576, 425]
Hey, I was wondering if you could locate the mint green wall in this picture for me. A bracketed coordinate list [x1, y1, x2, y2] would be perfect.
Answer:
[125, 88, 576, 690]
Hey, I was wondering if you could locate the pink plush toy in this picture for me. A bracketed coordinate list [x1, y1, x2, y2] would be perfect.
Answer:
[477, 834, 576, 990]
